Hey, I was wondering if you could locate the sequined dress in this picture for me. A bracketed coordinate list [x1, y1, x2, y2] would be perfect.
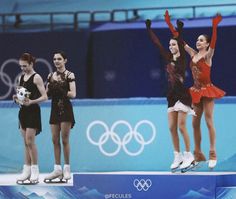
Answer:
[190, 58, 225, 104]
[47, 71, 75, 128]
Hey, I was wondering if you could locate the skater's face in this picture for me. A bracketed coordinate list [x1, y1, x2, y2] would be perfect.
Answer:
[196, 35, 209, 50]
[169, 39, 179, 55]
[19, 60, 33, 73]
[53, 53, 67, 69]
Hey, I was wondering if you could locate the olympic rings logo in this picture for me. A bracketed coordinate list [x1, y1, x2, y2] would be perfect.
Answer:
[0, 58, 52, 100]
[133, 179, 152, 191]
[86, 120, 156, 156]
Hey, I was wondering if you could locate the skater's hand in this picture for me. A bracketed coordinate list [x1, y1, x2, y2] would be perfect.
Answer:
[176, 19, 184, 29]
[212, 13, 222, 27]
[22, 98, 32, 106]
[12, 94, 20, 105]
[12, 94, 18, 102]
[145, 19, 152, 29]
[164, 10, 171, 24]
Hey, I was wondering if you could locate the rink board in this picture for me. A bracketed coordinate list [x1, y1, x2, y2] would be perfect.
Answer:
[0, 173, 236, 199]
[0, 97, 236, 173]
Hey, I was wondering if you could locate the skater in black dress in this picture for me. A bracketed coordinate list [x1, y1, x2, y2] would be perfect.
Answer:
[44, 51, 76, 182]
[13, 53, 47, 184]
[145, 11, 195, 172]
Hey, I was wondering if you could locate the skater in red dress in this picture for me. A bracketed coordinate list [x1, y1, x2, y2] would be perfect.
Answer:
[175, 13, 225, 169]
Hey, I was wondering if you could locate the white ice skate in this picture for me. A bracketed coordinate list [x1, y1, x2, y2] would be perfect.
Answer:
[170, 151, 183, 172]
[16, 165, 31, 185]
[44, 165, 63, 183]
[30, 165, 39, 184]
[208, 150, 217, 170]
[63, 165, 71, 182]
[180, 151, 195, 173]
[208, 160, 217, 170]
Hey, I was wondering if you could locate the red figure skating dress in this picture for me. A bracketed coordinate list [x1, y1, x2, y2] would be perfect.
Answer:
[189, 58, 225, 104]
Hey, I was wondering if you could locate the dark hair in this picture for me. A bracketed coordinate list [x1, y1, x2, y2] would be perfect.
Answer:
[170, 37, 178, 42]
[53, 51, 67, 60]
[19, 53, 36, 64]
[202, 34, 211, 43]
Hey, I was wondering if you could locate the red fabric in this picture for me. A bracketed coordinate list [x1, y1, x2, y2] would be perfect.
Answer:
[210, 15, 222, 49]
[189, 58, 225, 103]
[164, 10, 179, 38]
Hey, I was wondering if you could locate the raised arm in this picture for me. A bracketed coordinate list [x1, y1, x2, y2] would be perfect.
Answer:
[164, 10, 179, 38]
[206, 14, 222, 60]
[175, 20, 186, 63]
[164, 10, 196, 57]
[145, 19, 171, 62]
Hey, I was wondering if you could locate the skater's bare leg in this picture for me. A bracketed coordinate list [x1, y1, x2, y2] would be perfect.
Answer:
[44, 124, 63, 183]
[21, 128, 31, 165]
[51, 124, 61, 165]
[61, 122, 71, 181]
[168, 112, 179, 152]
[168, 112, 183, 171]
[178, 111, 190, 151]
[25, 128, 37, 165]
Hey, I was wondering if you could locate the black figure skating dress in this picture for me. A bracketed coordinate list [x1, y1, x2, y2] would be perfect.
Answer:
[47, 70, 75, 128]
[19, 73, 42, 135]
[146, 20, 194, 115]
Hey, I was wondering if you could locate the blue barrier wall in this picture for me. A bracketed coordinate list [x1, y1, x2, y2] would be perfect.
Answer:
[0, 97, 236, 173]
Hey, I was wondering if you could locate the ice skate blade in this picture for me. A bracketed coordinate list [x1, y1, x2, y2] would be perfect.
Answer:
[44, 178, 67, 183]
[30, 180, 39, 185]
[63, 178, 71, 183]
[16, 179, 38, 185]
[181, 162, 196, 173]
[171, 167, 182, 173]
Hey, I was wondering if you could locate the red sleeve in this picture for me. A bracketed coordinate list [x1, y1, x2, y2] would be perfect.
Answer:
[146, 27, 171, 62]
[210, 15, 222, 49]
[164, 10, 179, 38]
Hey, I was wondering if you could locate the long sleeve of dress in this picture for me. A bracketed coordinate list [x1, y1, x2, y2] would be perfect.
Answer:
[176, 20, 186, 67]
[164, 10, 179, 38]
[146, 26, 171, 63]
[210, 15, 222, 49]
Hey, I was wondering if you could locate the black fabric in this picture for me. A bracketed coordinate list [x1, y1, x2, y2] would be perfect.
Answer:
[48, 70, 75, 128]
[146, 21, 192, 108]
[19, 73, 42, 135]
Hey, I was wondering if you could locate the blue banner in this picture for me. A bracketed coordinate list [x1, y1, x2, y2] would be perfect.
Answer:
[0, 173, 236, 198]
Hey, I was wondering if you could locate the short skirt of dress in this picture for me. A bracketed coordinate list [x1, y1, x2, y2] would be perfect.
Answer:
[167, 81, 192, 108]
[190, 84, 225, 104]
[49, 99, 75, 129]
[167, 100, 196, 115]
[19, 104, 42, 135]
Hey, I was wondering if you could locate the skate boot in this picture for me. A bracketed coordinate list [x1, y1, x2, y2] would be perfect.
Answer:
[170, 151, 183, 172]
[16, 165, 31, 185]
[63, 164, 71, 182]
[44, 165, 63, 183]
[194, 150, 206, 169]
[180, 151, 195, 173]
[208, 150, 217, 170]
[30, 165, 39, 184]
[194, 150, 206, 162]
